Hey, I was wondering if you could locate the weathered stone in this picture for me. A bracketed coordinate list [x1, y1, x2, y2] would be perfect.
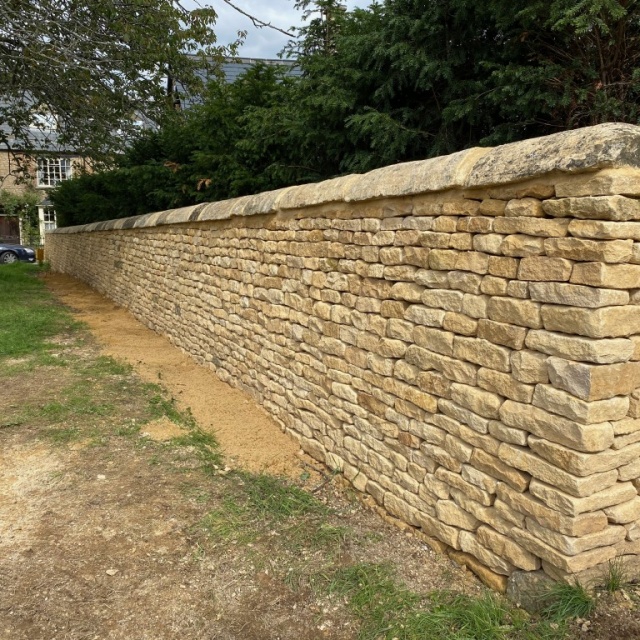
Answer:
[528, 479, 638, 516]
[499, 399, 614, 452]
[525, 517, 626, 555]
[413, 326, 454, 356]
[517, 257, 573, 282]
[450, 382, 503, 419]
[604, 497, 640, 524]
[488, 256, 519, 278]
[544, 238, 633, 263]
[442, 312, 477, 336]
[487, 297, 542, 329]
[494, 217, 569, 237]
[501, 234, 545, 257]
[570, 262, 640, 289]
[555, 168, 640, 198]
[404, 304, 445, 327]
[528, 436, 640, 477]
[478, 368, 534, 403]
[504, 197, 544, 217]
[436, 500, 479, 531]
[496, 483, 609, 536]
[478, 319, 527, 350]
[569, 219, 640, 241]
[529, 282, 628, 308]
[471, 448, 530, 492]
[547, 357, 640, 401]
[526, 329, 634, 364]
[488, 420, 529, 446]
[453, 337, 511, 372]
[390, 282, 424, 302]
[478, 525, 541, 571]
[532, 384, 629, 424]
[447, 550, 508, 591]
[421, 288, 463, 311]
[543, 195, 640, 221]
[511, 350, 549, 384]
[436, 467, 493, 506]
[542, 304, 640, 339]
[461, 293, 489, 319]
[512, 528, 617, 573]
[406, 345, 478, 385]
[448, 270, 483, 294]
[498, 444, 618, 497]
[416, 512, 460, 549]
[459, 531, 516, 575]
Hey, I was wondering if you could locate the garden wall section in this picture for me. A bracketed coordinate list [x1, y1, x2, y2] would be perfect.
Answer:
[48, 124, 640, 591]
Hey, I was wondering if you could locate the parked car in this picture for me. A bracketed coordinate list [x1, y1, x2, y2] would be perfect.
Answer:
[0, 243, 36, 264]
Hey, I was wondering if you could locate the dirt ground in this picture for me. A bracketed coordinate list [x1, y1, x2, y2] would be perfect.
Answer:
[44, 272, 304, 477]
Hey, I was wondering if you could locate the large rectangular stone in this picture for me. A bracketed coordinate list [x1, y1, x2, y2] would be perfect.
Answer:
[570, 262, 640, 289]
[547, 357, 640, 401]
[528, 479, 638, 516]
[528, 436, 640, 477]
[498, 444, 618, 497]
[453, 337, 511, 372]
[494, 217, 569, 237]
[477, 525, 541, 571]
[487, 297, 542, 329]
[526, 329, 634, 364]
[541, 305, 640, 339]
[477, 368, 534, 403]
[512, 528, 617, 573]
[478, 319, 527, 350]
[459, 531, 516, 575]
[496, 483, 608, 536]
[555, 168, 640, 198]
[532, 384, 629, 424]
[470, 448, 530, 492]
[450, 382, 503, 419]
[544, 238, 633, 263]
[529, 282, 628, 308]
[568, 219, 640, 241]
[543, 195, 640, 221]
[500, 399, 614, 452]
[517, 257, 573, 282]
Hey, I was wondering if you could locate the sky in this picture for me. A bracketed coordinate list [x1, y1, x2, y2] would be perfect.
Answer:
[188, 0, 373, 59]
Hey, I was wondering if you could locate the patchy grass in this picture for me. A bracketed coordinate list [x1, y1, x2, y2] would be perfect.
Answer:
[602, 558, 628, 594]
[542, 582, 595, 622]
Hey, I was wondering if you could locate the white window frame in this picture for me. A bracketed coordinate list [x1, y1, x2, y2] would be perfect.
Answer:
[38, 206, 57, 240]
[37, 157, 72, 188]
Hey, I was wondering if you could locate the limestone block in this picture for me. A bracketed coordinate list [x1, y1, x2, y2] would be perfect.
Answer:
[429, 249, 459, 270]
[512, 528, 617, 573]
[477, 525, 541, 571]
[547, 357, 640, 401]
[458, 217, 493, 233]
[487, 297, 542, 329]
[488, 420, 529, 446]
[604, 497, 640, 524]
[459, 531, 516, 575]
[413, 326, 455, 356]
[442, 312, 478, 336]
[450, 382, 503, 419]
[494, 217, 569, 237]
[444, 433, 473, 463]
[555, 168, 640, 198]
[506, 280, 529, 299]
[453, 337, 511, 372]
[436, 467, 494, 506]
[438, 399, 490, 434]
[452, 492, 513, 536]
[532, 384, 629, 424]
[473, 234, 504, 255]
[511, 350, 549, 384]
[390, 282, 424, 302]
[415, 269, 450, 289]
[525, 329, 634, 364]
[404, 305, 445, 328]
[416, 512, 461, 549]
[455, 251, 490, 274]
[525, 517, 626, 556]
[501, 234, 545, 257]
[416, 371, 451, 398]
[517, 257, 573, 282]
[432, 216, 459, 232]
[504, 198, 544, 218]
[542, 304, 640, 339]
[499, 399, 614, 452]
[480, 276, 509, 296]
[543, 195, 640, 221]
[406, 345, 478, 385]
[528, 479, 638, 516]
[462, 464, 499, 493]
[421, 288, 463, 311]
[449, 271, 483, 294]
[544, 238, 633, 263]
[403, 246, 430, 268]
[477, 368, 534, 403]
[617, 457, 640, 481]
[470, 448, 530, 492]
[613, 417, 640, 435]
[461, 293, 489, 319]
[530, 282, 628, 308]
[488, 256, 519, 278]
[528, 436, 640, 477]
[386, 319, 415, 342]
[384, 493, 421, 526]
[436, 499, 479, 531]
[570, 262, 640, 289]
[569, 219, 640, 241]
[496, 483, 609, 536]
[479, 199, 507, 216]
[498, 444, 618, 497]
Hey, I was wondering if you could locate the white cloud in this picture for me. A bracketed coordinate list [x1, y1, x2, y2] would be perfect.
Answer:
[186, 0, 373, 59]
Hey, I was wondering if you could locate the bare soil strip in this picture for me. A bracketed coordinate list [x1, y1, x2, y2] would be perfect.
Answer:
[45, 272, 304, 477]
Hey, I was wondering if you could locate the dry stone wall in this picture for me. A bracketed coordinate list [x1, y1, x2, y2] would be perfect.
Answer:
[48, 124, 640, 590]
